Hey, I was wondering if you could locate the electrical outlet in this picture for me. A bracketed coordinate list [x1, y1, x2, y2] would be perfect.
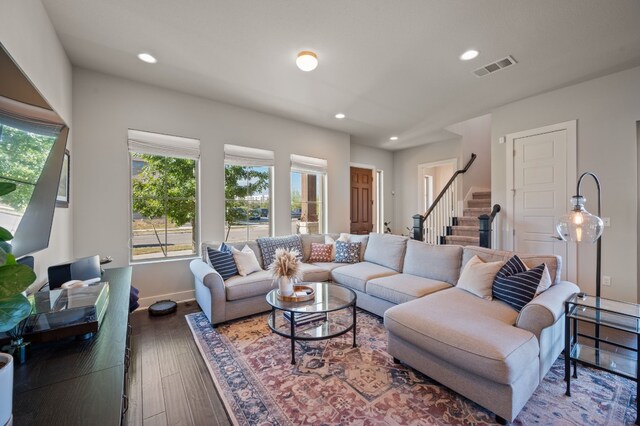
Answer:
[602, 275, 611, 287]
[602, 217, 611, 227]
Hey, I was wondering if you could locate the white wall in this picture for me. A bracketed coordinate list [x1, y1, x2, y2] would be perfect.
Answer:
[447, 114, 492, 197]
[350, 142, 394, 232]
[72, 69, 351, 306]
[492, 66, 640, 302]
[0, 0, 74, 284]
[392, 138, 461, 234]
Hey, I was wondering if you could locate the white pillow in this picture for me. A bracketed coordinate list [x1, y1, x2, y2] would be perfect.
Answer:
[338, 233, 350, 242]
[457, 255, 505, 300]
[325, 236, 337, 260]
[535, 264, 553, 296]
[231, 245, 262, 276]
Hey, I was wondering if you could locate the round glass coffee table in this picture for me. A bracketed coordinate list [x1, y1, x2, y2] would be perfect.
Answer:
[266, 282, 357, 364]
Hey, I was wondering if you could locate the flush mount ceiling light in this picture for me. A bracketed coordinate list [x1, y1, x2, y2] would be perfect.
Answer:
[137, 52, 157, 64]
[334, 113, 346, 119]
[460, 49, 479, 61]
[296, 51, 318, 72]
[390, 136, 399, 141]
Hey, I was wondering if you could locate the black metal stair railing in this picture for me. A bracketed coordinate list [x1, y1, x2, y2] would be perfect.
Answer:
[478, 204, 501, 248]
[412, 153, 476, 242]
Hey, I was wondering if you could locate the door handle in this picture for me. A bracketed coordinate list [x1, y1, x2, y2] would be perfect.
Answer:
[549, 235, 563, 241]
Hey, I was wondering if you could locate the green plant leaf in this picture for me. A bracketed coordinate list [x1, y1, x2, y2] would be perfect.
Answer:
[0, 264, 36, 297]
[0, 241, 11, 255]
[0, 247, 5, 267]
[0, 182, 16, 197]
[0, 226, 12, 242]
[5, 254, 16, 265]
[0, 294, 31, 333]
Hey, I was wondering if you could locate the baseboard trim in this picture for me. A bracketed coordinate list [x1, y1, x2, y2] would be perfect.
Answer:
[138, 290, 196, 309]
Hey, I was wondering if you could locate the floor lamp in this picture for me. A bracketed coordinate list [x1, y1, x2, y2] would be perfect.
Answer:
[556, 171, 604, 356]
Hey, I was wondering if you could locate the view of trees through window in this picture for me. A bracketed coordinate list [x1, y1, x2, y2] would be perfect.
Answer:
[224, 165, 271, 242]
[291, 171, 323, 234]
[0, 124, 56, 235]
[130, 153, 197, 260]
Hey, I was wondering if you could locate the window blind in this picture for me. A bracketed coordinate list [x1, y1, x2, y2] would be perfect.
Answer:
[290, 154, 328, 174]
[224, 144, 274, 167]
[128, 129, 200, 160]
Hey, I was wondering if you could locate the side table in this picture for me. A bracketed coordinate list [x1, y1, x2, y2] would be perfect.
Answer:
[564, 293, 639, 424]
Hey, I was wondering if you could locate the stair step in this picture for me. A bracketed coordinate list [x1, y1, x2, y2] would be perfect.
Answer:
[444, 235, 480, 246]
[467, 199, 491, 208]
[451, 226, 479, 237]
[457, 217, 479, 226]
[463, 207, 492, 217]
[472, 191, 491, 200]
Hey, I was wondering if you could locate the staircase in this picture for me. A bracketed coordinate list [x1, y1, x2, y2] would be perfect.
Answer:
[444, 191, 491, 246]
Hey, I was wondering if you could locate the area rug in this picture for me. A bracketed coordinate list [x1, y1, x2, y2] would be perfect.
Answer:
[186, 310, 637, 425]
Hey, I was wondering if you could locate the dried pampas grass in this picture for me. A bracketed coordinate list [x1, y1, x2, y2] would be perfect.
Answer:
[269, 248, 302, 280]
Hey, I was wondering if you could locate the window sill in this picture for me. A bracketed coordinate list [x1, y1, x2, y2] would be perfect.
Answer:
[129, 254, 200, 266]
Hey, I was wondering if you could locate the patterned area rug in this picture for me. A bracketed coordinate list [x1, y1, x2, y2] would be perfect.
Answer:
[186, 310, 637, 425]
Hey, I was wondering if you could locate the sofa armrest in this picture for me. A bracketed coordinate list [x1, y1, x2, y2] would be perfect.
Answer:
[190, 259, 227, 324]
[516, 280, 580, 339]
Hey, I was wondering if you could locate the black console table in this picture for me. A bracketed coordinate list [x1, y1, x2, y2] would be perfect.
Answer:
[12, 267, 132, 426]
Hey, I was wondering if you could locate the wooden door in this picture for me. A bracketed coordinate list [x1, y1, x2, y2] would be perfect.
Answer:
[509, 124, 575, 281]
[350, 167, 373, 234]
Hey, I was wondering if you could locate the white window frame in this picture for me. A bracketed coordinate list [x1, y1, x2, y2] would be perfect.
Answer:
[128, 129, 201, 264]
[224, 144, 275, 241]
[291, 154, 328, 234]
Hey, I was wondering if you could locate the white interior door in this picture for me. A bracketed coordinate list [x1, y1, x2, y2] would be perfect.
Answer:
[507, 121, 577, 282]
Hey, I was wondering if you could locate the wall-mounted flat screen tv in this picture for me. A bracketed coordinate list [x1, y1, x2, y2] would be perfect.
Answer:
[0, 44, 69, 258]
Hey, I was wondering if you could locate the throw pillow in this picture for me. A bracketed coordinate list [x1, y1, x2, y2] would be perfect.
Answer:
[219, 242, 232, 253]
[335, 240, 361, 264]
[207, 247, 238, 280]
[325, 236, 337, 260]
[456, 255, 505, 300]
[257, 235, 303, 268]
[493, 263, 548, 312]
[308, 243, 333, 263]
[492, 255, 553, 297]
[231, 245, 262, 276]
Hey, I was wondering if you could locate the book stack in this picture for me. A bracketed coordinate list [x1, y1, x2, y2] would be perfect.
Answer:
[283, 311, 326, 325]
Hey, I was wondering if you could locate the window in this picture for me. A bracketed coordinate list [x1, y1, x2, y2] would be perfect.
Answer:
[224, 144, 273, 242]
[128, 130, 200, 261]
[291, 154, 327, 234]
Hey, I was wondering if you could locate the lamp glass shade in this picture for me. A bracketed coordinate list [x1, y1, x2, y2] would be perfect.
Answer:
[296, 51, 318, 72]
[556, 196, 603, 243]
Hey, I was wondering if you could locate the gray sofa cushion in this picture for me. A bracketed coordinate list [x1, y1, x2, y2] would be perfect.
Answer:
[298, 262, 330, 283]
[462, 246, 561, 285]
[384, 287, 538, 385]
[403, 241, 463, 285]
[367, 273, 452, 305]
[331, 261, 398, 293]
[311, 262, 347, 272]
[363, 233, 408, 272]
[224, 270, 274, 301]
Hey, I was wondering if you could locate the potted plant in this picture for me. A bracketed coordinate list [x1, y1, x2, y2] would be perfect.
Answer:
[0, 182, 37, 426]
[268, 248, 302, 297]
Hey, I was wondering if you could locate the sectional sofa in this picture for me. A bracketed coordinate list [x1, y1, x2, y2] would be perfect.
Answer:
[190, 232, 579, 423]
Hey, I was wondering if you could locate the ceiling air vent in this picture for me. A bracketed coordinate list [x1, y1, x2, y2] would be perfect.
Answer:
[473, 55, 517, 77]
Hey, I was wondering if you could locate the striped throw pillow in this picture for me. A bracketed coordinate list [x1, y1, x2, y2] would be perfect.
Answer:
[207, 247, 238, 280]
[493, 255, 545, 312]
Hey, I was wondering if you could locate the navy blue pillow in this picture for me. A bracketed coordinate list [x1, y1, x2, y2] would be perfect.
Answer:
[219, 242, 232, 253]
[207, 247, 238, 280]
[493, 258, 545, 312]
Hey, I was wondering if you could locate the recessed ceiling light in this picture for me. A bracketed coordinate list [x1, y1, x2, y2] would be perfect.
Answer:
[296, 51, 318, 72]
[137, 52, 157, 64]
[390, 136, 399, 141]
[460, 50, 479, 61]
[334, 113, 346, 119]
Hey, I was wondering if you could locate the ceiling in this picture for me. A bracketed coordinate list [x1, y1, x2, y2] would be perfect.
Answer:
[42, 0, 640, 150]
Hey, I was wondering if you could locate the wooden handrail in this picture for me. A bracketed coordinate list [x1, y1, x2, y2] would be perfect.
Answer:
[420, 153, 476, 222]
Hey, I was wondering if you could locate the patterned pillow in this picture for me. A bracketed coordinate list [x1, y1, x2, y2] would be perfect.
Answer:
[335, 240, 361, 264]
[257, 235, 303, 268]
[207, 247, 238, 280]
[308, 243, 333, 263]
[219, 242, 232, 253]
[493, 257, 547, 312]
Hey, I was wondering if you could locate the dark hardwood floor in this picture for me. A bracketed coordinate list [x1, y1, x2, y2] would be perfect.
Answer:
[125, 302, 231, 426]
